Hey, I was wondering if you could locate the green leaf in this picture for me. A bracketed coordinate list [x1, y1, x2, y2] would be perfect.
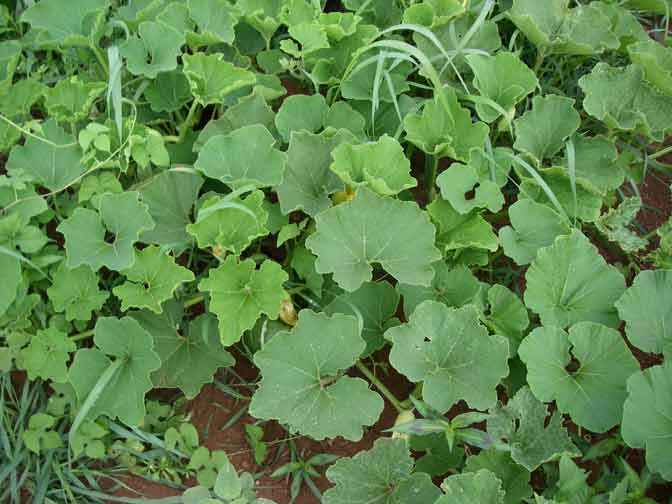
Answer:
[330, 135, 416, 196]
[519, 322, 639, 432]
[47, 263, 109, 321]
[144, 70, 192, 112]
[508, 0, 618, 55]
[616, 269, 672, 357]
[121, 21, 184, 78]
[324, 280, 399, 357]
[579, 63, 672, 142]
[0, 41, 21, 87]
[519, 167, 603, 223]
[290, 245, 323, 297]
[131, 301, 234, 399]
[500, 199, 570, 266]
[183, 53, 256, 105]
[19, 327, 75, 383]
[277, 129, 356, 217]
[386, 301, 509, 413]
[58, 191, 154, 272]
[479, 284, 530, 357]
[404, 86, 489, 162]
[194, 92, 277, 151]
[7, 119, 85, 191]
[188, 447, 230, 487]
[427, 198, 499, 255]
[341, 60, 412, 104]
[70, 420, 107, 458]
[487, 386, 580, 471]
[195, 124, 286, 188]
[22, 413, 63, 454]
[437, 158, 504, 214]
[325, 101, 366, 137]
[397, 262, 480, 318]
[0, 254, 22, 316]
[44, 77, 106, 123]
[553, 455, 593, 504]
[68, 316, 161, 426]
[621, 362, 672, 481]
[465, 52, 537, 123]
[274, 94, 329, 143]
[464, 450, 531, 504]
[560, 135, 624, 195]
[393, 472, 442, 503]
[199, 257, 288, 346]
[0, 79, 46, 118]
[250, 310, 383, 440]
[79, 172, 122, 206]
[187, 0, 241, 45]
[411, 432, 464, 476]
[214, 457, 242, 500]
[628, 39, 672, 96]
[323, 438, 414, 504]
[596, 197, 648, 253]
[524, 230, 625, 328]
[436, 469, 505, 504]
[513, 95, 580, 163]
[138, 169, 203, 253]
[21, 0, 107, 47]
[113, 246, 194, 313]
[306, 188, 441, 291]
[187, 190, 268, 255]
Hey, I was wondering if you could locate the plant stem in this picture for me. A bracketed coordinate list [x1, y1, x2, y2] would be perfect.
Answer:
[176, 100, 200, 143]
[425, 156, 439, 203]
[355, 361, 404, 413]
[533, 47, 546, 73]
[89, 44, 108, 77]
[70, 329, 94, 342]
[183, 293, 205, 308]
[650, 145, 672, 160]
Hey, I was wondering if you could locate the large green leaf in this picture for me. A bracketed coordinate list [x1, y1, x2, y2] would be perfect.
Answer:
[186, 190, 268, 255]
[386, 301, 509, 413]
[464, 450, 531, 504]
[436, 470, 505, 504]
[524, 230, 625, 328]
[7, 119, 85, 191]
[437, 159, 504, 214]
[513, 95, 580, 163]
[508, 0, 618, 55]
[20, 327, 75, 383]
[427, 198, 499, 256]
[561, 135, 624, 195]
[187, 0, 241, 45]
[616, 269, 672, 357]
[465, 52, 537, 123]
[628, 39, 672, 96]
[250, 310, 383, 440]
[195, 124, 286, 188]
[276, 129, 354, 217]
[183, 53, 256, 105]
[323, 280, 399, 357]
[21, 0, 107, 47]
[519, 322, 639, 432]
[58, 191, 154, 272]
[44, 77, 106, 123]
[397, 262, 480, 317]
[47, 263, 109, 321]
[306, 188, 441, 291]
[487, 386, 579, 471]
[138, 169, 203, 253]
[621, 362, 672, 481]
[113, 246, 194, 313]
[479, 284, 530, 357]
[330, 135, 416, 196]
[404, 86, 489, 162]
[500, 199, 570, 266]
[199, 257, 287, 345]
[323, 438, 415, 504]
[68, 316, 161, 426]
[579, 63, 672, 141]
[144, 70, 192, 113]
[130, 301, 234, 399]
[121, 21, 184, 78]
[274, 94, 329, 143]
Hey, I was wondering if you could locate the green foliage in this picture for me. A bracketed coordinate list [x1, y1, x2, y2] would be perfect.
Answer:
[250, 310, 383, 440]
[2, 1, 672, 499]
